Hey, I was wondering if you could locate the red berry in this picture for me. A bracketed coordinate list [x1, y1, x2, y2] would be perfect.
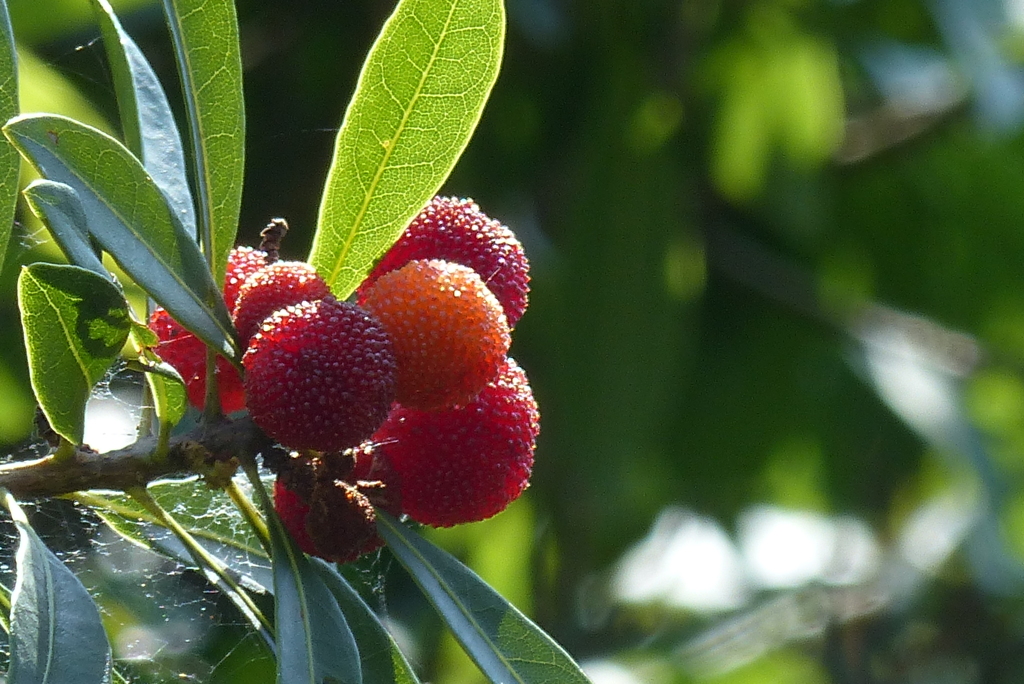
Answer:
[372, 358, 539, 527]
[360, 197, 530, 326]
[232, 261, 331, 342]
[273, 478, 318, 556]
[360, 259, 511, 411]
[148, 308, 246, 413]
[305, 480, 384, 563]
[243, 297, 397, 452]
[224, 246, 268, 311]
[273, 451, 400, 563]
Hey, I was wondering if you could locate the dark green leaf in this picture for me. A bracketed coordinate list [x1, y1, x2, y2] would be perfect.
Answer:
[17, 263, 131, 444]
[270, 511, 362, 684]
[0, 0, 18, 272]
[91, 0, 196, 237]
[4, 492, 112, 684]
[307, 0, 505, 297]
[243, 469, 361, 684]
[161, 0, 245, 285]
[312, 559, 421, 684]
[377, 512, 593, 684]
[4, 114, 237, 359]
[22, 180, 108, 277]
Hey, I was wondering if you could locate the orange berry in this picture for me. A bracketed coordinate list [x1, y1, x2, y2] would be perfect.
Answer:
[360, 259, 511, 411]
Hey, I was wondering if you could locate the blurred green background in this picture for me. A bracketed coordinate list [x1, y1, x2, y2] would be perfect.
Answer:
[9, 0, 1024, 681]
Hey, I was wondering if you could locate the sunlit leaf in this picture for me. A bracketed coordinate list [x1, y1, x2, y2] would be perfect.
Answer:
[4, 492, 112, 684]
[17, 263, 131, 444]
[129, 322, 188, 443]
[8, 0, 151, 45]
[140, 360, 188, 443]
[161, 0, 244, 284]
[0, 0, 18, 272]
[77, 479, 272, 592]
[377, 512, 593, 684]
[313, 559, 422, 684]
[308, 0, 505, 297]
[91, 0, 196, 237]
[22, 180, 107, 277]
[4, 114, 237, 359]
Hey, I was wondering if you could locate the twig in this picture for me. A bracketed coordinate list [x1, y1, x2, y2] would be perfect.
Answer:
[0, 416, 271, 499]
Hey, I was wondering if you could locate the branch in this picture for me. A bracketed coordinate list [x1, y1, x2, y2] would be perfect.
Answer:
[0, 416, 273, 499]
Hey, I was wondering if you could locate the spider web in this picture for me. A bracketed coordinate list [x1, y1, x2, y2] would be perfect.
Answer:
[0, 366, 395, 683]
[0, 32, 413, 683]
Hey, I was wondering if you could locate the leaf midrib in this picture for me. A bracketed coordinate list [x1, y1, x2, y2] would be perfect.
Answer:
[26, 272, 94, 390]
[9, 121, 235, 349]
[326, 0, 461, 286]
[379, 514, 526, 684]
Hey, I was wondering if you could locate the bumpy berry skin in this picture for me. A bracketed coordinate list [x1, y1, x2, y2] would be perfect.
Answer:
[273, 479, 318, 556]
[372, 358, 539, 527]
[361, 259, 511, 411]
[360, 197, 530, 326]
[148, 308, 246, 413]
[224, 246, 268, 311]
[232, 261, 331, 342]
[243, 297, 397, 452]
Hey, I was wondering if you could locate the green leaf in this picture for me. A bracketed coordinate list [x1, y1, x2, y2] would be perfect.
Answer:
[161, 0, 245, 284]
[142, 362, 188, 441]
[4, 114, 237, 359]
[22, 180, 108, 277]
[130, 321, 187, 443]
[377, 512, 593, 684]
[91, 0, 196, 237]
[308, 0, 505, 297]
[270, 513, 362, 684]
[17, 263, 131, 444]
[4, 492, 113, 684]
[313, 559, 422, 684]
[0, 0, 18, 272]
[77, 479, 272, 591]
[244, 470, 361, 684]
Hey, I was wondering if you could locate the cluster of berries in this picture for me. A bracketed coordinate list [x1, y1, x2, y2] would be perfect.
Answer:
[149, 197, 538, 563]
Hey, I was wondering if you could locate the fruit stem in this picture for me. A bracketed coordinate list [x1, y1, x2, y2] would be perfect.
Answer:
[126, 486, 276, 642]
[226, 479, 272, 555]
[259, 218, 288, 264]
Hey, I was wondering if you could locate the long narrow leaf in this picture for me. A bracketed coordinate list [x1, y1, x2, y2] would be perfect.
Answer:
[0, 0, 18, 271]
[4, 492, 112, 684]
[377, 512, 593, 684]
[313, 559, 421, 684]
[308, 0, 505, 297]
[22, 180, 107, 277]
[161, 0, 244, 283]
[76, 480, 271, 590]
[245, 470, 362, 684]
[91, 0, 197, 237]
[4, 114, 237, 359]
[18, 263, 131, 444]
